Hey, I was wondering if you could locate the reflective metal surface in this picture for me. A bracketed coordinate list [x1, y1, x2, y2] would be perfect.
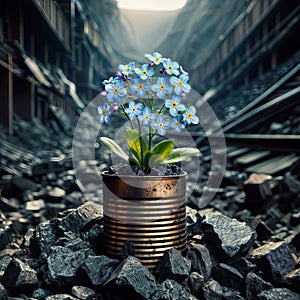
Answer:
[102, 171, 187, 269]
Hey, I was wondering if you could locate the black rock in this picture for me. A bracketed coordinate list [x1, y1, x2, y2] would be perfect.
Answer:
[202, 279, 246, 300]
[290, 211, 300, 227]
[285, 268, 300, 293]
[0, 212, 13, 251]
[241, 216, 273, 242]
[47, 246, 93, 279]
[14, 258, 38, 293]
[32, 288, 51, 299]
[212, 263, 244, 290]
[71, 285, 95, 299]
[0, 258, 21, 296]
[245, 272, 273, 299]
[30, 220, 58, 257]
[230, 257, 256, 277]
[257, 288, 300, 300]
[80, 255, 119, 286]
[201, 213, 256, 261]
[156, 248, 191, 283]
[186, 272, 204, 298]
[187, 243, 212, 282]
[0, 283, 7, 300]
[45, 294, 78, 300]
[248, 241, 297, 284]
[101, 256, 157, 300]
[56, 202, 103, 234]
[119, 240, 135, 259]
[151, 279, 197, 300]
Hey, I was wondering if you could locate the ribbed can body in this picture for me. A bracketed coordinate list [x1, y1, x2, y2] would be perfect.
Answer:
[102, 172, 187, 269]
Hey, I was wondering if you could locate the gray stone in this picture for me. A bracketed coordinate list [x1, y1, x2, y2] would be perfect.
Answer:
[201, 213, 256, 261]
[14, 258, 38, 293]
[71, 285, 95, 300]
[81, 255, 119, 286]
[202, 279, 246, 300]
[186, 272, 204, 299]
[257, 288, 300, 300]
[33, 220, 57, 255]
[245, 272, 273, 299]
[0, 283, 7, 300]
[187, 243, 212, 281]
[230, 257, 256, 277]
[101, 256, 157, 300]
[47, 246, 93, 279]
[156, 248, 191, 283]
[249, 241, 297, 284]
[151, 279, 197, 300]
[212, 263, 244, 290]
[45, 294, 77, 300]
[56, 202, 103, 234]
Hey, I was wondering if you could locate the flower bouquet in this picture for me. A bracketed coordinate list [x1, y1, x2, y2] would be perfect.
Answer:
[98, 51, 200, 175]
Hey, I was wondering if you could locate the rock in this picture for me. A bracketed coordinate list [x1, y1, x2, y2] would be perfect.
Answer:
[285, 268, 300, 293]
[71, 285, 95, 300]
[151, 279, 197, 300]
[30, 220, 58, 257]
[80, 255, 119, 286]
[14, 258, 38, 293]
[230, 257, 256, 277]
[241, 216, 273, 242]
[202, 279, 246, 300]
[119, 240, 135, 259]
[290, 211, 300, 227]
[201, 213, 256, 261]
[0, 258, 21, 295]
[56, 202, 103, 234]
[212, 263, 244, 290]
[32, 288, 51, 299]
[156, 248, 191, 283]
[187, 243, 212, 281]
[25, 199, 45, 212]
[0, 212, 13, 251]
[186, 272, 204, 299]
[45, 294, 78, 300]
[101, 256, 157, 300]
[257, 288, 300, 299]
[47, 246, 93, 279]
[245, 272, 273, 299]
[248, 241, 297, 284]
[0, 283, 7, 300]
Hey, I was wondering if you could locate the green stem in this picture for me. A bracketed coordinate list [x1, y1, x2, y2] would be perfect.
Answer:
[120, 104, 134, 129]
[137, 118, 144, 170]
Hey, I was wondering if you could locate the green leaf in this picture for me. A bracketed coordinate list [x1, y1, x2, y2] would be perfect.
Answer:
[125, 129, 148, 166]
[100, 137, 129, 161]
[147, 140, 174, 169]
[163, 147, 200, 164]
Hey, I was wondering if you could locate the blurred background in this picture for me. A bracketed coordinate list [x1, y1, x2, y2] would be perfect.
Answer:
[0, 0, 299, 202]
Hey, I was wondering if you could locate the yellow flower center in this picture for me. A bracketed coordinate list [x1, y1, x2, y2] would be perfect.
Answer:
[168, 66, 173, 70]
[132, 107, 137, 112]
[154, 57, 160, 62]
[171, 102, 177, 108]
[102, 109, 106, 115]
[137, 83, 144, 90]
[176, 121, 180, 126]
[142, 70, 147, 75]
[158, 122, 164, 128]
[178, 80, 184, 86]
[159, 84, 165, 90]
[125, 67, 131, 72]
[113, 87, 119, 94]
[187, 112, 193, 119]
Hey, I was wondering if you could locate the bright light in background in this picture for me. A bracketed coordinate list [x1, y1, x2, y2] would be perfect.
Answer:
[116, 0, 188, 11]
